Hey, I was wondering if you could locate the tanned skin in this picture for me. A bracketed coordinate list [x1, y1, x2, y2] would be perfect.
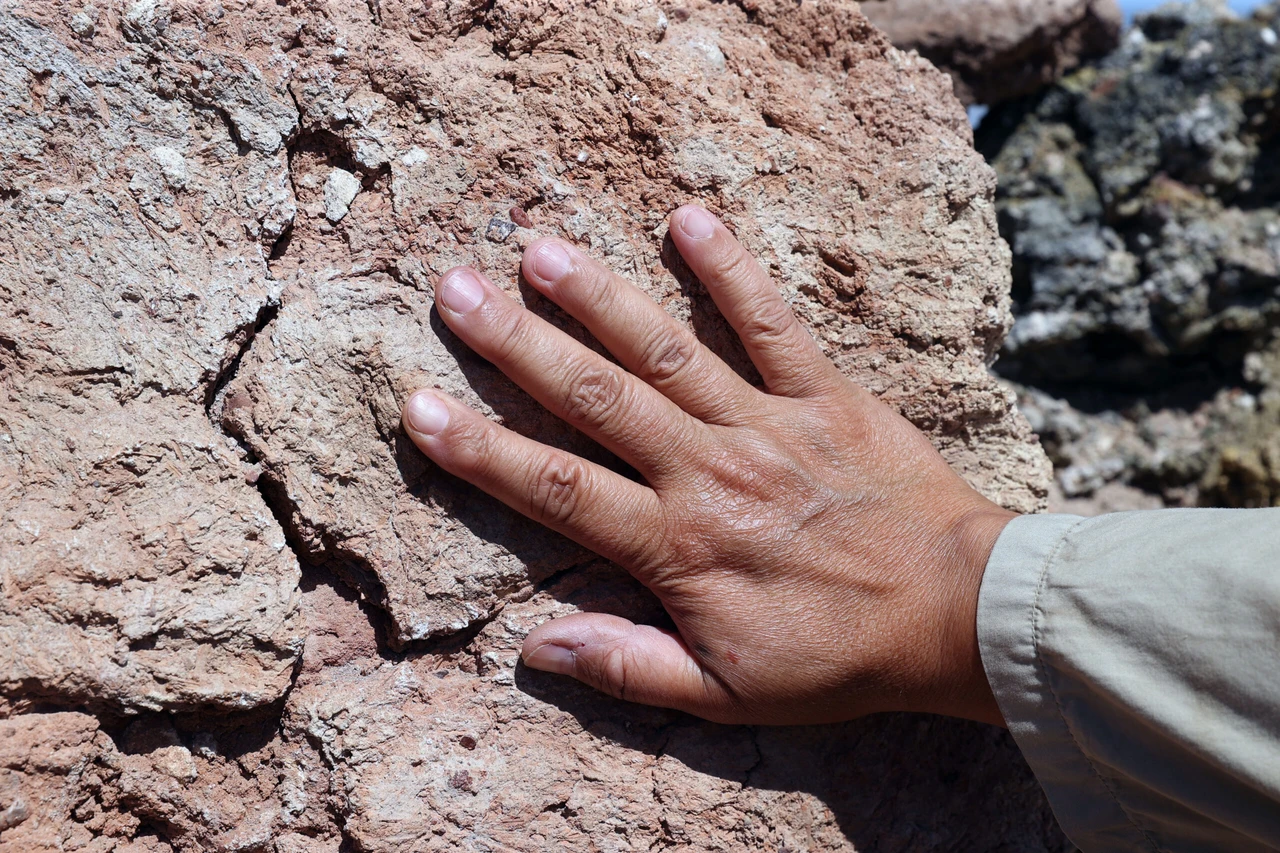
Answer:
[402, 205, 1013, 728]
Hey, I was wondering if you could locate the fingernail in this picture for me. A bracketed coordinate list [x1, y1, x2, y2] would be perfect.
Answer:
[405, 392, 449, 435]
[438, 269, 485, 314]
[531, 242, 573, 282]
[678, 206, 716, 239]
[523, 643, 576, 676]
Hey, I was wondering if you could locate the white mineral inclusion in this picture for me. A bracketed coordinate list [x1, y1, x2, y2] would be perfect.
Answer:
[1186, 39, 1214, 61]
[69, 10, 96, 38]
[400, 146, 429, 166]
[324, 168, 361, 222]
[1262, 28, 1277, 47]
[150, 146, 187, 189]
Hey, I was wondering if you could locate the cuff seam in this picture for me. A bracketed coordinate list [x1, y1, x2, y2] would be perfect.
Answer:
[1030, 517, 1167, 853]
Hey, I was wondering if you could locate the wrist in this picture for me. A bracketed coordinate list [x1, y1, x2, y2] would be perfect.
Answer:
[935, 502, 1017, 726]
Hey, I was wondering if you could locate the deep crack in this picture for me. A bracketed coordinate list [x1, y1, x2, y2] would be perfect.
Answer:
[204, 299, 279, 416]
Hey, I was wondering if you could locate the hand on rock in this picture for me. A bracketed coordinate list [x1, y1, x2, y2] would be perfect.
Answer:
[401, 206, 1014, 726]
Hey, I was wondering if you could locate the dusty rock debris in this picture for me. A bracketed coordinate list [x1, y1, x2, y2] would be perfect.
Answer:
[0, 1, 1063, 850]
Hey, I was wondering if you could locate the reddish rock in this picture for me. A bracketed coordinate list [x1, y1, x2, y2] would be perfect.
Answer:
[861, 0, 1124, 104]
[0, 5, 302, 714]
[222, 0, 1049, 648]
[0, 711, 340, 852]
[0, 387, 303, 714]
[282, 565, 1065, 852]
[0, 1, 1058, 849]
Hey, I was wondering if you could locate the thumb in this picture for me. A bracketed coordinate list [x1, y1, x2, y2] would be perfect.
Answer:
[521, 613, 735, 720]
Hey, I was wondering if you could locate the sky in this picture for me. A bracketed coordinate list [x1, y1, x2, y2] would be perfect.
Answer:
[1119, 0, 1267, 17]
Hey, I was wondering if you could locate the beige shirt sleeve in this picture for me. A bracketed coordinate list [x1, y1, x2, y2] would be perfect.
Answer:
[978, 510, 1280, 853]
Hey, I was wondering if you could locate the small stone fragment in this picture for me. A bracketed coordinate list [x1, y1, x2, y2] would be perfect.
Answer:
[151, 746, 199, 782]
[509, 206, 532, 228]
[69, 6, 96, 39]
[0, 798, 29, 830]
[324, 168, 361, 222]
[150, 145, 188, 189]
[485, 216, 518, 243]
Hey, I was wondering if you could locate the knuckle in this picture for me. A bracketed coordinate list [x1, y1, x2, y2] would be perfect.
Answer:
[639, 330, 695, 385]
[452, 419, 505, 474]
[706, 245, 755, 286]
[489, 308, 531, 363]
[562, 365, 626, 429]
[739, 299, 797, 346]
[528, 455, 586, 526]
[580, 269, 619, 316]
[595, 641, 633, 702]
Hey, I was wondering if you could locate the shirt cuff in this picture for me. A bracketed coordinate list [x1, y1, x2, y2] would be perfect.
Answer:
[977, 513, 1149, 852]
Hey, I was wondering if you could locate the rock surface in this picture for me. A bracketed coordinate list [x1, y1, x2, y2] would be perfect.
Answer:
[219, 0, 1050, 648]
[1016, 337, 1280, 512]
[0, 706, 337, 851]
[0, 573, 1067, 852]
[861, 0, 1123, 105]
[1, 1, 1061, 849]
[981, 1, 1280, 395]
[0, 6, 303, 714]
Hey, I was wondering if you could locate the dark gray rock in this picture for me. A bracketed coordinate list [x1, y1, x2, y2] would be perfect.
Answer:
[980, 1, 1280, 399]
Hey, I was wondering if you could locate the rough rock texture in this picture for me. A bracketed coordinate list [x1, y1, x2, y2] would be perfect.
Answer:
[978, 1, 1280, 513]
[0, 6, 303, 714]
[0, 706, 338, 851]
[1, 1, 1062, 849]
[283, 567, 1067, 853]
[1016, 335, 1280, 512]
[215, 0, 1051, 648]
[860, 0, 1123, 105]
[0, 572, 1067, 852]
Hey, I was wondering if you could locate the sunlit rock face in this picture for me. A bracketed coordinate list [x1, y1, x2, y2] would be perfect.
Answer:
[983, 2, 1280, 394]
[0, 1, 1059, 849]
[982, 2, 1280, 513]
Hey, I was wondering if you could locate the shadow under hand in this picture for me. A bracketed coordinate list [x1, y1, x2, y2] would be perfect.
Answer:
[660, 230, 763, 389]
[401, 264, 1067, 852]
[512, 567, 1067, 853]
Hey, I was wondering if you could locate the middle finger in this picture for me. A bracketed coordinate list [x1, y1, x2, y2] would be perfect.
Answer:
[434, 266, 700, 481]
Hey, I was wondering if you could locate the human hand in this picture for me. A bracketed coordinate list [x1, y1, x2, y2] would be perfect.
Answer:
[401, 206, 1014, 726]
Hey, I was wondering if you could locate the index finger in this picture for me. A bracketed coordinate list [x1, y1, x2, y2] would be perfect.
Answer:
[668, 205, 841, 399]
